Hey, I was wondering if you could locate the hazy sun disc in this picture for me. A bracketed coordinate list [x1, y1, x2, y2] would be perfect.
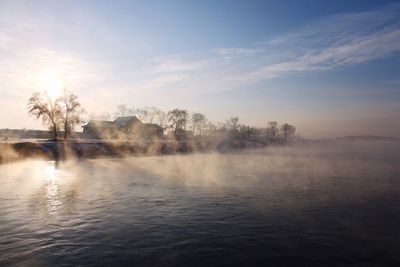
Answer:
[41, 74, 63, 98]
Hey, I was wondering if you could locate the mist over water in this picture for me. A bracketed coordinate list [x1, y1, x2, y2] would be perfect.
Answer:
[1, 141, 400, 266]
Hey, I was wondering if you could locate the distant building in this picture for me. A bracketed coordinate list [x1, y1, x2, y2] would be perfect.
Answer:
[82, 116, 163, 140]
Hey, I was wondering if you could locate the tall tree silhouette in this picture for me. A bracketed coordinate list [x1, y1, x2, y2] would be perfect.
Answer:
[28, 91, 62, 140]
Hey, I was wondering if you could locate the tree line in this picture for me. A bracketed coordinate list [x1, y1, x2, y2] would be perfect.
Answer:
[91, 105, 298, 142]
[28, 92, 297, 142]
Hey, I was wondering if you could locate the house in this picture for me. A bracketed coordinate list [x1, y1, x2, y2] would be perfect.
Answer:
[82, 116, 163, 139]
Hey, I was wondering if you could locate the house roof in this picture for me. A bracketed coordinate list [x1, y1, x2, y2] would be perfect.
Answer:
[113, 116, 141, 127]
[83, 117, 164, 132]
[83, 120, 117, 128]
[144, 123, 163, 130]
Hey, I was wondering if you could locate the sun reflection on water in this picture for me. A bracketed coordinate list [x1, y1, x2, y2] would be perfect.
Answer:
[46, 162, 62, 215]
[25, 160, 80, 219]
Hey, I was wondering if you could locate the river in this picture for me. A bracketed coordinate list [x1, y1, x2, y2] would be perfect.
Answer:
[1, 141, 400, 266]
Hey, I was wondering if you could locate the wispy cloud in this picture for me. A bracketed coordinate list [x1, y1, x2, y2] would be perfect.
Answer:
[135, 3, 400, 92]
[211, 48, 263, 56]
[241, 28, 400, 83]
[146, 55, 210, 74]
[238, 4, 400, 84]
[0, 47, 111, 99]
[3, 3, 398, 97]
[0, 12, 113, 101]
[138, 73, 188, 88]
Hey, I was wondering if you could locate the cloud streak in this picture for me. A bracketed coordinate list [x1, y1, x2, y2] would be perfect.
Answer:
[241, 28, 400, 84]
[147, 55, 211, 74]
[2, 3, 399, 97]
[134, 3, 400, 92]
[236, 4, 400, 84]
[211, 48, 264, 56]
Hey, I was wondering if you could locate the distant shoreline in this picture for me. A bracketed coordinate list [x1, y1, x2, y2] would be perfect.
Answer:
[0, 139, 269, 164]
[1, 136, 399, 164]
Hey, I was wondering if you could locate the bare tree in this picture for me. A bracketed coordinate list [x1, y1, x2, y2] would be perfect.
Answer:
[266, 121, 279, 140]
[114, 104, 135, 119]
[114, 105, 164, 124]
[136, 106, 163, 123]
[167, 109, 188, 134]
[191, 113, 207, 136]
[27, 91, 62, 140]
[59, 90, 84, 140]
[153, 110, 168, 131]
[280, 123, 296, 144]
[224, 117, 240, 136]
[228, 117, 240, 131]
[206, 122, 218, 136]
[135, 107, 149, 122]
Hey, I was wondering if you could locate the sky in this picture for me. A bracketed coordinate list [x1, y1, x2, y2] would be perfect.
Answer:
[0, 0, 400, 138]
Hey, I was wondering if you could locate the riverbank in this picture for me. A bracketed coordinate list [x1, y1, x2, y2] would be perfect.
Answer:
[0, 139, 268, 163]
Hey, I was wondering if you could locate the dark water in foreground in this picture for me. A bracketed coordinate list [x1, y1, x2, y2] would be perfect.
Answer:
[1, 141, 400, 266]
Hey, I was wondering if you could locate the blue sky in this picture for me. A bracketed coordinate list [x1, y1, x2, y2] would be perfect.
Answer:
[1, 0, 400, 137]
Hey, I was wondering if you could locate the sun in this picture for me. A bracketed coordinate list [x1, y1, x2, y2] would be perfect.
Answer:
[40, 73, 63, 98]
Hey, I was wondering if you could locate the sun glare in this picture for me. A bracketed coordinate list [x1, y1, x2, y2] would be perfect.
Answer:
[40, 73, 63, 98]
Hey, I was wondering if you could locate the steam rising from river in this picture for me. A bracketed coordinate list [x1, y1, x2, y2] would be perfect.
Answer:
[1, 141, 399, 201]
[114, 141, 400, 203]
[1, 140, 400, 265]
[2, 140, 398, 213]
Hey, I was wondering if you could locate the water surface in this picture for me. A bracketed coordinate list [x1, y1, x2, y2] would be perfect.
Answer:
[1, 141, 400, 266]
